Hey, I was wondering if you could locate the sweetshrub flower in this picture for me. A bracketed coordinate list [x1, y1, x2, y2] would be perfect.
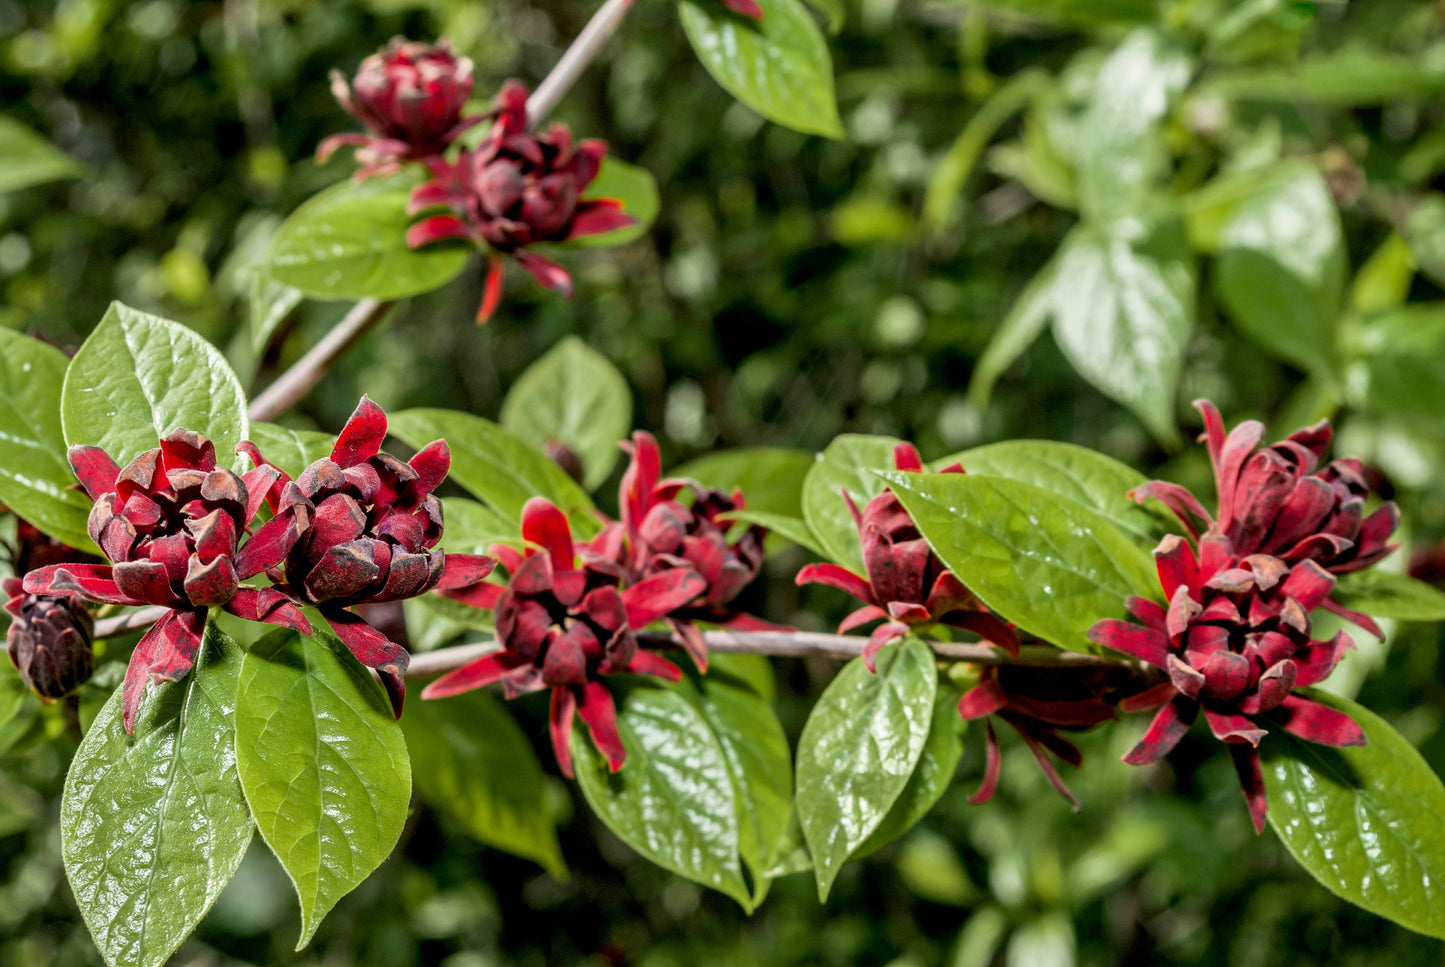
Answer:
[422, 497, 706, 778]
[796, 443, 1018, 669]
[239, 397, 495, 717]
[318, 37, 482, 180]
[23, 430, 310, 730]
[4, 577, 93, 701]
[407, 81, 634, 321]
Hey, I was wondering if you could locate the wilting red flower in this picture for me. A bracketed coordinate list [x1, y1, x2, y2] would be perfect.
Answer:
[958, 664, 1126, 809]
[23, 430, 310, 731]
[1134, 400, 1399, 638]
[1089, 534, 1365, 833]
[586, 432, 770, 672]
[423, 497, 706, 778]
[239, 397, 494, 717]
[407, 81, 635, 321]
[318, 37, 482, 180]
[4, 577, 93, 701]
[796, 443, 1018, 670]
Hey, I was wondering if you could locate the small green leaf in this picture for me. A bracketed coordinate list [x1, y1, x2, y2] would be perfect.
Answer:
[1263, 690, 1445, 940]
[881, 471, 1159, 652]
[796, 637, 937, 901]
[572, 683, 752, 908]
[267, 174, 469, 301]
[244, 422, 337, 480]
[499, 337, 633, 490]
[571, 157, 661, 249]
[679, 0, 844, 139]
[0, 330, 95, 550]
[1331, 570, 1445, 623]
[801, 434, 904, 572]
[0, 116, 83, 194]
[250, 270, 304, 353]
[674, 447, 815, 519]
[62, 625, 252, 967]
[802, 0, 844, 33]
[388, 408, 599, 538]
[403, 689, 566, 877]
[721, 509, 826, 559]
[234, 628, 411, 950]
[62, 302, 250, 469]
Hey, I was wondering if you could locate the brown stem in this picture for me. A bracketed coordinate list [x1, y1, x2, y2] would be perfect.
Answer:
[247, 298, 395, 423]
[94, 606, 169, 640]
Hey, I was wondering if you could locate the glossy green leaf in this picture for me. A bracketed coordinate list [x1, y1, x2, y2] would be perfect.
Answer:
[389, 408, 599, 538]
[796, 637, 937, 900]
[1263, 690, 1445, 939]
[949, 440, 1173, 545]
[855, 683, 965, 858]
[0, 329, 95, 549]
[403, 689, 566, 877]
[571, 157, 661, 249]
[439, 496, 522, 552]
[250, 270, 304, 353]
[62, 625, 251, 967]
[881, 471, 1159, 652]
[62, 302, 250, 469]
[674, 447, 814, 519]
[1331, 569, 1445, 622]
[679, 0, 844, 139]
[266, 173, 468, 301]
[801, 434, 904, 572]
[234, 628, 411, 949]
[572, 684, 752, 908]
[0, 116, 83, 194]
[499, 337, 633, 490]
[244, 422, 337, 480]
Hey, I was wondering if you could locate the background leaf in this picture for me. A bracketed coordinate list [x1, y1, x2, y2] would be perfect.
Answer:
[244, 422, 337, 480]
[795, 637, 937, 901]
[249, 270, 304, 354]
[61, 625, 251, 967]
[62, 302, 250, 469]
[0, 115, 83, 194]
[234, 628, 411, 950]
[499, 336, 633, 491]
[801, 434, 904, 572]
[679, 0, 845, 139]
[570, 157, 662, 249]
[1330, 570, 1445, 623]
[674, 447, 814, 519]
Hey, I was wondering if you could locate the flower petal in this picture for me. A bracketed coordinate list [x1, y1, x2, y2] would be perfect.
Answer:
[1229, 743, 1269, 835]
[223, 587, 312, 635]
[1123, 696, 1197, 765]
[520, 498, 575, 573]
[68, 445, 121, 501]
[331, 396, 388, 468]
[120, 608, 204, 734]
[1274, 694, 1367, 748]
[620, 569, 708, 629]
[577, 681, 626, 773]
[550, 686, 578, 779]
[1088, 619, 1169, 666]
[966, 719, 1002, 805]
[421, 651, 528, 699]
[323, 608, 409, 717]
[795, 562, 876, 605]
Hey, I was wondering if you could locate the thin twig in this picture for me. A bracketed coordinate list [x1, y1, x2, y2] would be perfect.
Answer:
[403, 630, 1144, 679]
[247, 298, 395, 422]
[94, 606, 168, 640]
[526, 0, 636, 125]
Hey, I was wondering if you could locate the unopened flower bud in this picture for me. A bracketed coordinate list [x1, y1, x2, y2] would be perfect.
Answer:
[4, 578, 93, 701]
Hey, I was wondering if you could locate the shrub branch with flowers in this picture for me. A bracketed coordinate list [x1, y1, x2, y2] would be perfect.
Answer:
[5, 5, 1445, 967]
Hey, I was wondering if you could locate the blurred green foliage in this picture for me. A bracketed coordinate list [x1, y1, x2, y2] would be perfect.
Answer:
[6, 0, 1445, 963]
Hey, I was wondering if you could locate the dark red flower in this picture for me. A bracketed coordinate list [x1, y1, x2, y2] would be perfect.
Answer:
[318, 37, 482, 180]
[796, 443, 1018, 670]
[719, 0, 764, 18]
[23, 430, 310, 731]
[422, 497, 706, 778]
[586, 432, 770, 672]
[1089, 534, 1365, 834]
[239, 397, 494, 717]
[958, 664, 1126, 809]
[407, 81, 635, 321]
[4, 518, 99, 574]
[1135, 400, 1399, 637]
[4, 577, 93, 701]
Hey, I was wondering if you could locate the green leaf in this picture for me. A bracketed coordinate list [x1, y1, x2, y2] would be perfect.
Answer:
[1403, 195, 1445, 290]
[881, 471, 1159, 652]
[971, 0, 1155, 26]
[572, 684, 752, 908]
[1045, 217, 1195, 446]
[571, 157, 661, 249]
[0, 116, 83, 194]
[679, 0, 844, 139]
[234, 628, 411, 949]
[721, 509, 826, 558]
[244, 422, 337, 480]
[1345, 305, 1445, 435]
[62, 625, 252, 967]
[968, 258, 1058, 410]
[250, 270, 304, 353]
[801, 434, 904, 572]
[388, 408, 600, 538]
[438, 496, 522, 552]
[795, 637, 937, 901]
[855, 683, 966, 858]
[1203, 48, 1445, 106]
[1263, 690, 1445, 939]
[1331, 569, 1445, 623]
[802, 0, 845, 34]
[499, 336, 633, 490]
[266, 173, 469, 301]
[674, 447, 814, 519]
[62, 302, 250, 469]
[0, 330, 95, 550]
[403, 689, 566, 877]
[948, 440, 1173, 545]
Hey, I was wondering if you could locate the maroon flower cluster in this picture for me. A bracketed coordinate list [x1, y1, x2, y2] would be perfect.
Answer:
[407, 81, 634, 321]
[423, 498, 705, 777]
[319, 38, 482, 180]
[1088, 401, 1396, 832]
[240, 397, 495, 716]
[4, 576, 93, 701]
[796, 443, 1017, 670]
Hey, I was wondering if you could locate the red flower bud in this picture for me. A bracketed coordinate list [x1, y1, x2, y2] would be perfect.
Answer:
[4, 577, 93, 701]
